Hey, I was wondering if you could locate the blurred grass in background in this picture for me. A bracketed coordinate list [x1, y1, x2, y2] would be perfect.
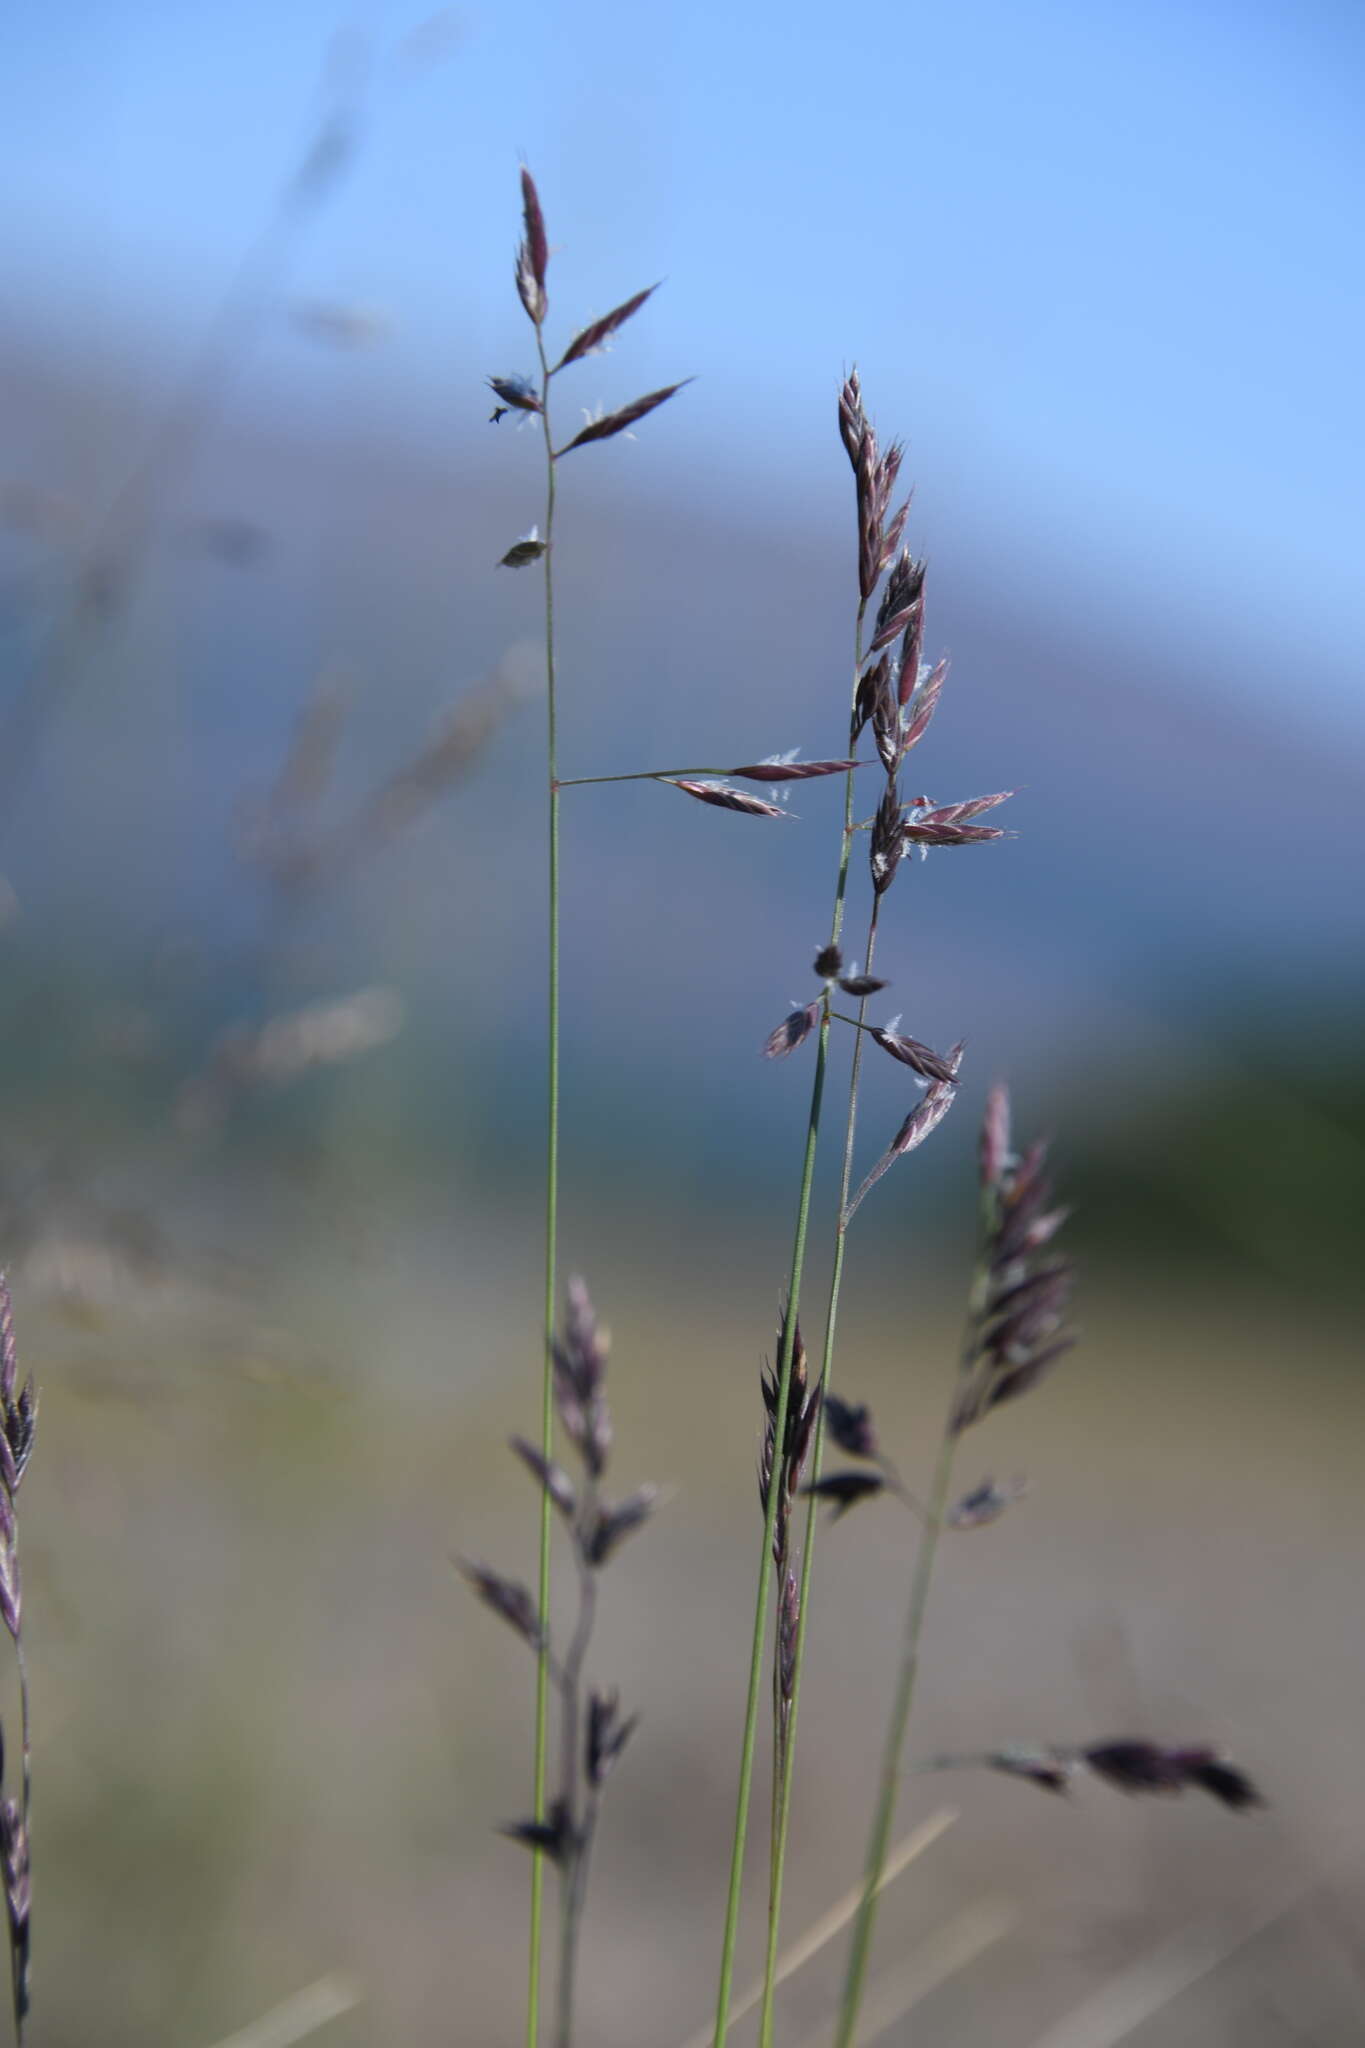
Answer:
[6, 1014, 1364, 2042]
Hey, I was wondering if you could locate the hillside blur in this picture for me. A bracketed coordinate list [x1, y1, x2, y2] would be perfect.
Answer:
[3, 4, 1365, 2043]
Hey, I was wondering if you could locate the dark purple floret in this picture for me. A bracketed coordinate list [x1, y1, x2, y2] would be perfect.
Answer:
[822, 1395, 878, 1460]
[802, 1471, 886, 1518]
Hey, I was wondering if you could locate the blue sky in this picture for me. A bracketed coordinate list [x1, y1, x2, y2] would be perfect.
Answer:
[4, 0, 1364, 734]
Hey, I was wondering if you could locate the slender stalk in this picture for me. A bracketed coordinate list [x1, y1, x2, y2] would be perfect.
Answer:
[529, 318, 560, 2048]
[555, 768, 750, 789]
[828, 1011, 887, 1035]
[768, 1602, 783, 1918]
[831, 1428, 957, 2048]
[557, 1790, 600, 2048]
[755, 588, 878, 2043]
[757, 903, 880, 2048]
[711, 597, 867, 2048]
[682, 1813, 956, 2048]
[710, 1015, 830, 2048]
[872, 1454, 929, 1523]
[555, 1548, 597, 2048]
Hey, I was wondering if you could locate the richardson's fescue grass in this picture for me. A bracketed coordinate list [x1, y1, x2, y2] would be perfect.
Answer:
[460, 170, 1265, 2048]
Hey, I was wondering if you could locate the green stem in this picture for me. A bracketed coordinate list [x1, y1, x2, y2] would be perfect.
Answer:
[829, 1199, 999, 2045]
[756, 898, 880, 2048]
[555, 768, 747, 789]
[768, 1587, 783, 1921]
[529, 318, 560, 2048]
[710, 1014, 830, 2048]
[710, 600, 866, 2048]
[831, 1427, 959, 2048]
[554, 1542, 597, 2048]
[752, 583, 878, 2048]
[557, 1788, 600, 2048]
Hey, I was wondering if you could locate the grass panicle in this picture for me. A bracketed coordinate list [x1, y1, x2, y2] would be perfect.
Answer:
[908, 1740, 1264, 1810]
[464, 1278, 655, 2048]
[826, 1091, 1259, 2047]
[486, 169, 687, 2047]
[749, 378, 1009, 2048]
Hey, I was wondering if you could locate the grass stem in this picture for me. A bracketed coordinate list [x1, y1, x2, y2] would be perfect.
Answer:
[831, 1425, 959, 2047]
[754, 591, 876, 2044]
[529, 317, 560, 2048]
[710, 1011, 831, 2048]
[556, 768, 743, 789]
[680, 1812, 955, 2048]
[554, 1548, 597, 2048]
[712, 591, 867, 2047]
[757, 892, 881, 2048]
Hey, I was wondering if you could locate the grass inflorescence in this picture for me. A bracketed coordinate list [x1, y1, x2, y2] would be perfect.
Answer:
[461, 171, 1265, 2048]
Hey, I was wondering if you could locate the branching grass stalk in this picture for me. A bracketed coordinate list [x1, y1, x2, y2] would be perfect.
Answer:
[492, 170, 689, 2048]
[529, 314, 560, 2048]
[740, 369, 992, 2047]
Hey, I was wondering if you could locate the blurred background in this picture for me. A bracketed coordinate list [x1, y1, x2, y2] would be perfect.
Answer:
[3, 1, 1364, 2041]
